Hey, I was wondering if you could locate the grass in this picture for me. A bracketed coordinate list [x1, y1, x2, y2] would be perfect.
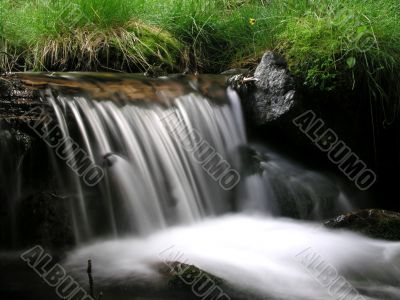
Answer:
[0, 0, 183, 72]
[0, 0, 265, 72]
[275, 1, 400, 93]
[0, 0, 399, 107]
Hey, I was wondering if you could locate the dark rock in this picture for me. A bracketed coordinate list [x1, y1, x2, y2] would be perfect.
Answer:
[0, 74, 45, 123]
[158, 262, 223, 289]
[251, 52, 297, 124]
[325, 209, 400, 241]
[238, 145, 265, 176]
[102, 153, 118, 168]
[230, 51, 298, 126]
[17, 192, 74, 249]
[156, 261, 253, 299]
[0, 128, 33, 249]
[237, 145, 345, 220]
[0, 101, 58, 250]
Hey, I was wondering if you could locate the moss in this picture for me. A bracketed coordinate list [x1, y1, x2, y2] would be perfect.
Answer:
[325, 209, 400, 241]
[164, 262, 223, 289]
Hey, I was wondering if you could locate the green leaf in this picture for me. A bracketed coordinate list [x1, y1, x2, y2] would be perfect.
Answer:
[346, 56, 356, 69]
[357, 25, 368, 34]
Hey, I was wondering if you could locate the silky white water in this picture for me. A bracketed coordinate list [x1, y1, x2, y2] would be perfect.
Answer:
[65, 214, 400, 300]
[42, 82, 244, 242]
[22, 75, 398, 299]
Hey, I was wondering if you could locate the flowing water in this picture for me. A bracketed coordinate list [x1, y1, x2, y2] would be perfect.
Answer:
[65, 215, 400, 300]
[41, 75, 244, 242]
[1, 74, 399, 299]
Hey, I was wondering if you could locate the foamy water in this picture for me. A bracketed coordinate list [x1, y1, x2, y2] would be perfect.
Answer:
[65, 214, 400, 300]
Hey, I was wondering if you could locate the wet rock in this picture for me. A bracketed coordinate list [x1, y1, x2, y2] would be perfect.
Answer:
[158, 262, 223, 289]
[17, 192, 74, 249]
[155, 261, 253, 299]
[237, 145, 345, 220]
[238, 145, 265, 176]
[228, 51, 298, 126]
[0, 74, 45, 123]
[0, 128, 34, 249]
[325, 209, 400, 241]
[250, 52, 297, 124]
[0, 128, 32, 152]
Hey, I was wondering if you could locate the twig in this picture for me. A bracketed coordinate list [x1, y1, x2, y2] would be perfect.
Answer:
[87, 259, 94, 298]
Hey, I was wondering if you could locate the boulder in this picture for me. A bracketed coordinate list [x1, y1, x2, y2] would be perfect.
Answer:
[325, 209, 400, 241]
[228, 51, 298, 126]
[156, 261, 252, 299]
[251, 52, 297, 124]
[158, 262, 223, 289]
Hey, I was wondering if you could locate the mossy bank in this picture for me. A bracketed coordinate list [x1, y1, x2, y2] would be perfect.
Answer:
[1, 0, 399, 101]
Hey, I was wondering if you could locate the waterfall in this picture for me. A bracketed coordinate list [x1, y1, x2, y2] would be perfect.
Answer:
[37, 76, 245, 243]
[1, 74, 399, 300]
[237, 145, 353, 219]
[1, 74, 352, 247]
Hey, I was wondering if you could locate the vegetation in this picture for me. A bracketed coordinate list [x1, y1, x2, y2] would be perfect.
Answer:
[1, 0, 399, 103]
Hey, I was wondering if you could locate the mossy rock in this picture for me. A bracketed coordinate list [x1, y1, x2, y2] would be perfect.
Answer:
[158, 261, 223, 290]
[324, 209, 400, 241]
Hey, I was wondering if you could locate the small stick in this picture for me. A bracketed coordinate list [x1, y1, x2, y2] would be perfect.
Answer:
[87, 259, 94, 298]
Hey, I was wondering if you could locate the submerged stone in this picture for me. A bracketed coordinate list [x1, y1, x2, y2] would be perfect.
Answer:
[325, 209, 400, 241]
[157, 261, 223, 289]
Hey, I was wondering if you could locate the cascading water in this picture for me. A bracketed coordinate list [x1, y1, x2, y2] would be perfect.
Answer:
[38, 74, 349, 244]
[237, 145, 353, 219]
[1, 74, 399, 300]
[65, 215, 400, 300]
[39, 75, 245, 243]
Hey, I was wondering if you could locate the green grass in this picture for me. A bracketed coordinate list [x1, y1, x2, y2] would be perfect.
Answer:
[0, 0, 184, 71]
[0, 0, 264, 72]
[0, 0, 399, 106]
[274, 0, 400, 93]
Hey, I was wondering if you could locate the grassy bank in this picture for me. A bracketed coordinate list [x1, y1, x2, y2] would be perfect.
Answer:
[1, 0, 399, 100]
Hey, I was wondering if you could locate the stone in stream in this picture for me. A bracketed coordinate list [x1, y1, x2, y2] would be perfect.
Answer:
[325, 209, 400, 241]
[158, 261, 223, 288]
[156, 261, 251, 299]
[228, 51, 298, 126]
